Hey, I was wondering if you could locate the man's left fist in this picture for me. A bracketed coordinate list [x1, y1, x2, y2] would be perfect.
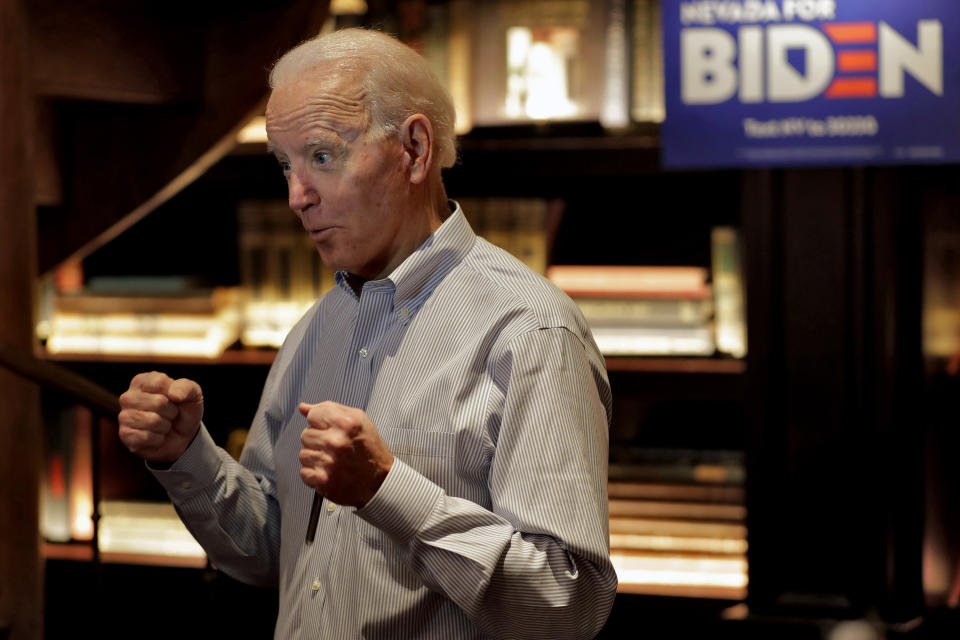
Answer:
[298, 401, 394, 507]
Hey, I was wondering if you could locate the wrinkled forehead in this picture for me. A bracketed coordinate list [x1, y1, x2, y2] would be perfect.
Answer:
[266, 61, 370, 140]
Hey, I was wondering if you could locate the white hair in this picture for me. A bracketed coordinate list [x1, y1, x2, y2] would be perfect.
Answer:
[269, 28, 457, 169]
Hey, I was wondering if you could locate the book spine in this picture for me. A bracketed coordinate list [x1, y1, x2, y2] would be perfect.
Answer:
[601, 0, 630, 129]
[649, 0, 665, 122]
[590, 324, 715, 356]
[41, 401, 71, 542]
[574, 296, 713, 326]
[711, 227, 747, 358]
[547, 265, 711, 298]
[631, 0, 652, 122]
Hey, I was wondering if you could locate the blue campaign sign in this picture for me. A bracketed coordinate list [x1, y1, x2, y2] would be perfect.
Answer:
[660, 0, 960, 168]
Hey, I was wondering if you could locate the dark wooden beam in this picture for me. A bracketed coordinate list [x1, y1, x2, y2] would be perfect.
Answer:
[27, 0, 202, 104]
[37, 0, 331, 274]
[0, 0, 43, 637]
[742, 167, 925, 622]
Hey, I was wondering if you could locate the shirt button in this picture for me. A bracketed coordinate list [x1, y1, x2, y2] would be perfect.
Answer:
[311, 579, 321, 592]
[326, 501, 337, 513]
[400, 308, 410, 319]
[358, 347, 368, 359]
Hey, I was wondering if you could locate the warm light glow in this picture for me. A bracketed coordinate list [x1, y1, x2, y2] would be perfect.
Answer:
[610, 533, 748, 554]
[51, 312, 237, 335]
[447, 3, 473, 135]
[591, 326, 715, 356]
[68, 407, 94, 541]
[45, 309, 241, 358]
[329, 0, 367, 15]
[47, 329, 236, 359]
[99, 501, 206, 559]
[611, 553, 748, 589]
[241, 300, 315, 348]
[504, 26, 580, 121]
[71, 498, 94, 540]
[237, 116, 268, 144]
[41, 451, 71, 542]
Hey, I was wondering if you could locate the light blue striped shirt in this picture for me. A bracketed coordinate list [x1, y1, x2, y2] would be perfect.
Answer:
[152, 204, 617, 638]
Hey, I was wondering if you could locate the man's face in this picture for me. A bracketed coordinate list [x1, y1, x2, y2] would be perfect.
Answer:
[265, 65, 415, 281]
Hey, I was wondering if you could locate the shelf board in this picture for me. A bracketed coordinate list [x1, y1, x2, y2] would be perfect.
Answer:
[39, 347, 277, 366]
[43, 542, 207, 568]
[616, 581, 747, 600]
[605, 357, 746, 374]
[40, 349, 743, 374]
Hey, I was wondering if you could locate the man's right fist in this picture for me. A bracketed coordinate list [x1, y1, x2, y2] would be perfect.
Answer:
[118, 371, 204, 464]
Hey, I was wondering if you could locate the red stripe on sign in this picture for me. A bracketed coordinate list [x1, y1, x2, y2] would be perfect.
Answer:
[825, 77, 878, 98]
[837, 50, 877, 73]
[822, 22, 877, 44]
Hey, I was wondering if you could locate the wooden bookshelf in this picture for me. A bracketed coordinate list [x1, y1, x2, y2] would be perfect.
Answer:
[605, 357, 745, 374]
[41, 348, 744, 375]
[44, 542, 207, 569]
[39, 347, 277, 367]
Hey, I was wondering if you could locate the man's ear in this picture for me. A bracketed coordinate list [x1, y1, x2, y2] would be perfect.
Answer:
[401, 114, 434, 185]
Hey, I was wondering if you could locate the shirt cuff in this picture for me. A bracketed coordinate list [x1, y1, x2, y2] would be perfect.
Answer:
[147, 423, 222, 500]
[355, 457, 443, 544]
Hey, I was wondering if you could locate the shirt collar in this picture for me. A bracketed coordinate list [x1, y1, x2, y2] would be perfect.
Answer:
[333, 201, 476, 309]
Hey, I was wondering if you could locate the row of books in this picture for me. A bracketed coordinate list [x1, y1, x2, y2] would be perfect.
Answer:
[607, 447, 748, 598]
[236, 200, 336, 348]
[41, 277, 243, 359]
[318, 0, 665, 133]
[38, 231, 745, 360]
[39, 197, 556, 357]
[546, 227, 747, 357]
[457, 197, 555, 275]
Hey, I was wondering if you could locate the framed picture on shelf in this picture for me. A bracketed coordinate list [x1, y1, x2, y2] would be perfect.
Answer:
[468, 0, 610, 126]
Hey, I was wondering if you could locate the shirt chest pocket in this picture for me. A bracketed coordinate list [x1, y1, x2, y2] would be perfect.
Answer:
[356, 428, 456, 547]
[382, 428, 458, 509]
[380, 427, 456, 483]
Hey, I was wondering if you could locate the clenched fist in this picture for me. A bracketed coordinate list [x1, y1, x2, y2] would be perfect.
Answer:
[298, 401, 394, 508]
[118, 371, 204, 464]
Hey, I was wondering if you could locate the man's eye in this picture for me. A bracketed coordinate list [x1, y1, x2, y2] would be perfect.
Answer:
[278, 160, 292, 173]
[314, 152, 330, 165]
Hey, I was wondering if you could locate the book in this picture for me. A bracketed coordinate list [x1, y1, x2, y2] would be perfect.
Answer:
[447, 0, 474, 134]
[69, 405, 94, 541]
[459, 197, 551, 275]
[601, 0, 631, 129]
[609, 516, 746, 540]
[54, 288, 234, 315]
[98, 500, 205, 560]
[40, 400, 73, 542]
[547, 265, 711, 299]
[608, 447, 746, 485]
[236, 199, 336, 348]
[572, 296, 713, 327]
[548, 265, 714, 355]
[607, 481, 744, 503]
[44, 286, 242, 358]
[631, 0, 665, 123]
[711, 227, 747, 358]
[608, 498, 745, 521]
[590, 324, 715, 356]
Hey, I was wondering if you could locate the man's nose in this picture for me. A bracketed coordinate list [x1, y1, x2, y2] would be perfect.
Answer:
[288, 171, 317, 213]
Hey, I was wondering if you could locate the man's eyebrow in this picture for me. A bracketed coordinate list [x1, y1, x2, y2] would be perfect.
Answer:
[305, 134, 347, 151]
[266, 142, 283, 157]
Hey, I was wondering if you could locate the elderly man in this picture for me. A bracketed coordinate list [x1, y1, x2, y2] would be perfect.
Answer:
[118, 27, 616, 639]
